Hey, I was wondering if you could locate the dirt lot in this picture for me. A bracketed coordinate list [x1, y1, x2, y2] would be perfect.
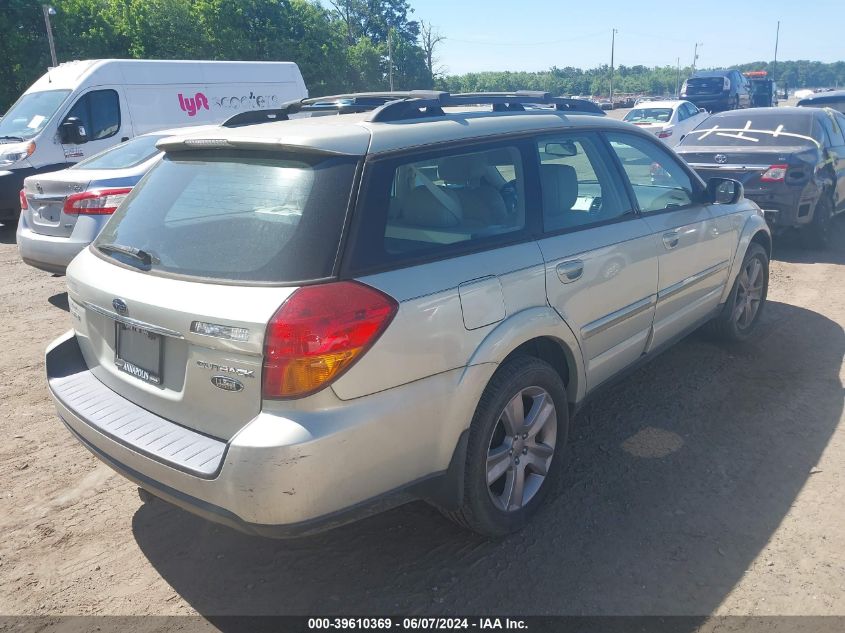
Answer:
[0, 215, 843, 623]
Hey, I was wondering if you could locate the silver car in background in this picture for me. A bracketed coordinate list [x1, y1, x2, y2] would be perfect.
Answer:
[17, 127, 210, 274]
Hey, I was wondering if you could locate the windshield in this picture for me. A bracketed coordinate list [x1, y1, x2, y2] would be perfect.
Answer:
[624, 108, 673, 123]
[0, 90, 70, 141]
[682, 113, 818, 148]
[72, 135, 163, 170]
[94, 149, 358, 283]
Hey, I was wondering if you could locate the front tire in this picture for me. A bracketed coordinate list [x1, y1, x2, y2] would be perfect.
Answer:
[708, 242, 768, 342]
[445, 356, 569, 537]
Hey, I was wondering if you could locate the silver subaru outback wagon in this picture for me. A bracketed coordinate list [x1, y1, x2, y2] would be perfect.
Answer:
[46, 92, 771, 537]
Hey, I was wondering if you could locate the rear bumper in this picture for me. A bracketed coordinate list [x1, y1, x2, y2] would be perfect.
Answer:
[16, 214, 107, 274]
[682, 93, 731, 110]
[745, 189, 818, 230]
[46, 331, 482, 536]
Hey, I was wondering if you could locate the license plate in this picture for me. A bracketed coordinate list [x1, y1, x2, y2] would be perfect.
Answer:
[115, 322, 163, 385]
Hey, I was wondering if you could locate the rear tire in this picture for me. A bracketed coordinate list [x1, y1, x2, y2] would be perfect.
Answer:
[707, 242, 768, 342]
[444, 356, 569, 537]
[805, 194, 834, 249]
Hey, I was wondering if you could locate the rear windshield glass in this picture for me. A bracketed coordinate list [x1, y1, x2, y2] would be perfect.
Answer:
[72, 134, 162, 170]
[681, 113, 818, 148]
[624, 108, 673, 123]
[94, 149, 358, 283]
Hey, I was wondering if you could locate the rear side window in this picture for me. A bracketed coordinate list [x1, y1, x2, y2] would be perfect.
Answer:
[819, 111, 845, 146]
[65, 89, 121, 141]
[71, 134, 161, 170]
[95, 150, 358, 283]
[346, 142, 531, 273]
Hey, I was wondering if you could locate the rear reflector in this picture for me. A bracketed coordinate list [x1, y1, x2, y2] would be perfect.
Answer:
[262, 281, 399, 399]
[760, 164, 788, 182]
[19, 189, 28, 211]
[63, 188, 132, 215]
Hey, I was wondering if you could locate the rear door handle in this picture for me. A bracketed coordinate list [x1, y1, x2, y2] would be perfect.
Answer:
[556, 260, 584, 283]
[662, 231, 680, 250]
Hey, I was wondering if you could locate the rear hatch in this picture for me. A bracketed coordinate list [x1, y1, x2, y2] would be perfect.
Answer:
[67, 146, 361, 440]
[684, 77, 725, 97]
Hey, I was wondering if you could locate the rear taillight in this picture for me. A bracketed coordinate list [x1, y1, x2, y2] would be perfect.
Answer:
[658, 129, 673, 138]
[723, 77, 731, 90]
[262, 281, 399, 399]
[760, 164, 788, 182]
[19, 189, 28, 211]
[62, 187, 132, 215]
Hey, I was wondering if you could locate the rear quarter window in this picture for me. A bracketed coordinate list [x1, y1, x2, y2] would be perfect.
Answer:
[344, 141, 537, 275]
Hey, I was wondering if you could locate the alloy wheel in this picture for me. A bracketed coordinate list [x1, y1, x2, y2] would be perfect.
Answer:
[733, 257, 764, 330]
[486, 386, 557, 512]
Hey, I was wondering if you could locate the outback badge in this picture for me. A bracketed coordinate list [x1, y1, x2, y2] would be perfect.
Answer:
[211, 375, 244, 393]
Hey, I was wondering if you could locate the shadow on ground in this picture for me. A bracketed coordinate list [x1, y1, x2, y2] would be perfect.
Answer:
[132, 297, 844, 622]
[773, 214, 845, 265]
[48, 292, 69, 313]
[0, 223, 16, 244]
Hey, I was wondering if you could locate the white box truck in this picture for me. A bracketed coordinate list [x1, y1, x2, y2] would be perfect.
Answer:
[0, 59, 308, 223]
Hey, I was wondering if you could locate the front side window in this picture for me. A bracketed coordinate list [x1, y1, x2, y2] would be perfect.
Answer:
[65, 89, 121, 141]
[0, 89, 70, 140]
[606, 132, 695, 213]
[346, 143, 528, 273]
[537, 133, 629, 232]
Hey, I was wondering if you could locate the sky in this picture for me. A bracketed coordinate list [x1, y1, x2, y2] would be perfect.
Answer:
[411, 0, 843, 75]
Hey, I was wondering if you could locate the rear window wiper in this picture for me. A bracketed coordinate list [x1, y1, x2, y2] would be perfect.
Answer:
[97, 243, 159, 268]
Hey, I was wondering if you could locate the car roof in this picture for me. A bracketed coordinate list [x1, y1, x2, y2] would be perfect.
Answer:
[798, 90, 845, 102]
[630, 100, 685, 109]
[707, 106, 815, 119]
[158, 109, 636, 156]
[692, 70, 732, 77]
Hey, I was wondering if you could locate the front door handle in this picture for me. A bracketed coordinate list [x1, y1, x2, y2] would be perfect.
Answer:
[662, 231, 680, 250]
[556, 260, 584, 283]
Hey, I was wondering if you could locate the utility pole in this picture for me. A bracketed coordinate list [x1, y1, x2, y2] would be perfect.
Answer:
[609, 28, 617, 107]
[676, 57, 681, 98]
[772, 20, 780, 82]
[42, 5, 58, 68]
[388, 28, 394, 92]
[692, 42, 703, 74]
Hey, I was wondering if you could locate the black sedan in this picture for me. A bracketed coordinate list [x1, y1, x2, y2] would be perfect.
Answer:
[675, 107, 845, 247]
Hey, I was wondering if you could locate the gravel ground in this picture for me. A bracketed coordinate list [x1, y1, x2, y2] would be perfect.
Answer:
[0, 213, 843, 623]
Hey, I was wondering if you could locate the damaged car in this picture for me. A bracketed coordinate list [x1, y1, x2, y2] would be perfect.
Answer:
[675, 107, 845, 247]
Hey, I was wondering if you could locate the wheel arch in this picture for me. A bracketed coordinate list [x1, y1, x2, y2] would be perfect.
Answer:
[720, 212, 772, 304]
[462, 306, 586, 406]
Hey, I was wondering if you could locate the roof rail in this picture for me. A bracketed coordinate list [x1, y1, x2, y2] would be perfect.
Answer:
[222, 93, 412, 127]
[367, 91, 606, 122]
[221, 91, 605, 127]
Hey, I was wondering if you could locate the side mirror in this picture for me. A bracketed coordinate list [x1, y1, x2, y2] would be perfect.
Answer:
[707, 177, 743, 205]
[59, 117, 88, 145]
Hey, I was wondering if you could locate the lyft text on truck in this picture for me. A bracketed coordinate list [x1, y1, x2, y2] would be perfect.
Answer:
[0, 59, 307, 225]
